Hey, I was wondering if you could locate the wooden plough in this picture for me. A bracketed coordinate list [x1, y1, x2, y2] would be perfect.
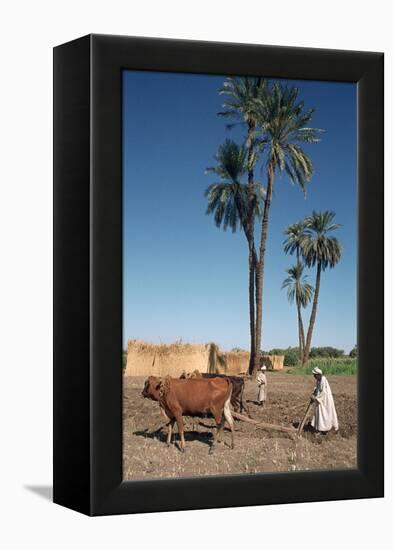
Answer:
[232, 411, 297, 435]
[150, 403, 311, 438]
[296, 401, 313, 436]
[232, 398, 314, 437]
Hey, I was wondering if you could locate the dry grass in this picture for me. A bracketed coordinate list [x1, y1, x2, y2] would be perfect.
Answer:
[127, 339, 211, 356]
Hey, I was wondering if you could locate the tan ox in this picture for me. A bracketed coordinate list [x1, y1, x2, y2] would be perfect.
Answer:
[180, 370, 250, 416]
[142, 376, 235, 453]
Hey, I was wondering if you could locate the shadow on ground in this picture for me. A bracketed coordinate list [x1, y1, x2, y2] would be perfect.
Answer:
[134, 428, 214, 448]
[24, 485, 52, 501]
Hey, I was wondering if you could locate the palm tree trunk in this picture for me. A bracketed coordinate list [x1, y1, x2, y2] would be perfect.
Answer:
[297, 297, 306, 363]
[295, 247, 304, 362]
[302, 261, 322, 365]
[300, 315, 306, 357]
[233, 185, 259, 375]
[254, 161, 274, 373]
[246, 120, 257, 374]
[248, 248, 256, 372]
[296, 298, 303, 357]
[233, 186, 257, 374]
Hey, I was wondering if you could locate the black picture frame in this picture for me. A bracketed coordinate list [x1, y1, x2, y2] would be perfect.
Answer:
[53, 34, 384, 516]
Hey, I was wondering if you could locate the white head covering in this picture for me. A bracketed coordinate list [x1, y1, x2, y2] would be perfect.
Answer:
[312, 367, 322, 375]
[261, 365, 267, 371]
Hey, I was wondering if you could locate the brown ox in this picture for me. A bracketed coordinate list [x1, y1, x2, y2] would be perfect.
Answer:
[142, 376, 235, 453]
[180, 371, 250, 417]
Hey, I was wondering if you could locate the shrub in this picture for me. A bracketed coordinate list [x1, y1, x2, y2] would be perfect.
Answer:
[286, 357, 357, 375]
[309, 346, 344, 358]
[349, 345, 357, 358]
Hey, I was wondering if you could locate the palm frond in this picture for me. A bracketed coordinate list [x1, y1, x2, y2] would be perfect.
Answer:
[283, 221, 307, 256]
[281, 263, 314, 307]
[205, 140, 264, 234]
[254, 81, 322, 193]
[300, 211, 343, 270]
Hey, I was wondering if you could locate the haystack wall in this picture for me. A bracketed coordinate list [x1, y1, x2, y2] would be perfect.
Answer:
[217, 353, 284, 373]
[125, 340, 215, 377]
[124, 339, 284, 377]
[218, 352, 250, 374]
[260, 354, 284, 370]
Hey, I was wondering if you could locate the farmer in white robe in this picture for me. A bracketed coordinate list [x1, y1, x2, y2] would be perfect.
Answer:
[256, 365, 267, 407]
[310, 367, 339, 432]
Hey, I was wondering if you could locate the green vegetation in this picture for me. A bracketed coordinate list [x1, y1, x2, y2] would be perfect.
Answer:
[122, 351, 127, 370]
[266, 346, 346, 367]
[286, 357, 357, 375]
[309, 346, 344, 358]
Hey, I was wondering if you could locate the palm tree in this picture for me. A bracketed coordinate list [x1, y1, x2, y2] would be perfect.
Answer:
[283, 221, 307, 359]
[218, 77, 266, 371]
[281, 264, 314, 361]
[284, 221, 306, 265]
[254, 83, 322, 369]
[205, 140, 264, 362]
[300, 210, 342, 365]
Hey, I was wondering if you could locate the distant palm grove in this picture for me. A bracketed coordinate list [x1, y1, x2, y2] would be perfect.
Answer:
[205, 77, 343, 374]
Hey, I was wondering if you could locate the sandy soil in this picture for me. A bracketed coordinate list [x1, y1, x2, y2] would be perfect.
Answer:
[123, 372, 357, 480]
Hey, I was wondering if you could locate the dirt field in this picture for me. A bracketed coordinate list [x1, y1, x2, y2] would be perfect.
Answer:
[123, 372, 357, 480]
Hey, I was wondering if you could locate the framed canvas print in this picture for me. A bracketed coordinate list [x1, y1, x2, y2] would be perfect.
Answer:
[53, 34, 384, 516]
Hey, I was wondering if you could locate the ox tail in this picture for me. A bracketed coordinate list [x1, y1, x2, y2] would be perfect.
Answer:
[223, 380, 235, 448]
[224, 377, 233, 406]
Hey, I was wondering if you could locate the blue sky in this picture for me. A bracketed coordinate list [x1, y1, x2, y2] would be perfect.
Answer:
[123, 71, 357, 353]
